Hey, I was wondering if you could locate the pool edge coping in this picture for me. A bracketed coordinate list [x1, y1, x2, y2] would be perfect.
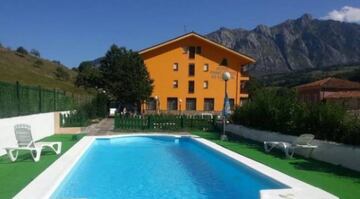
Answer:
[193, 137, 338, 199]
[14, 136, 95, 199]
[14, 133, 338, 199]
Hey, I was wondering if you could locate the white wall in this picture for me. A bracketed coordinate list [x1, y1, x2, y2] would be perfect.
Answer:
[0, 112, 55, 156]
[226, 124, 360, 172]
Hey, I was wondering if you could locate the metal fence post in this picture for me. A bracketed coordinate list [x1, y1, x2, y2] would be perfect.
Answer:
[38, 86, 42, 112]
[181, 115, 184, 128]
[147, 115, 151, 129]
[53, 88, 56, 111]
[16, 81, 20, 115]
[190, 116, 193, 128]
[72, 93, 75, 109]
[60, 113, 63, 127]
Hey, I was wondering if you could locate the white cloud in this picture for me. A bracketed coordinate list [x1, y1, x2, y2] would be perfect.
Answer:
[322, 6, 360, 23]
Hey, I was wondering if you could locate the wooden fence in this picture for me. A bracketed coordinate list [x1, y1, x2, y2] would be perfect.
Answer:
[114, 114, 216, 130]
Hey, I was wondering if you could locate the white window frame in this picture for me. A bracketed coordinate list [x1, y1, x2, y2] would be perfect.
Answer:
[173, 80, 178, 88]
[173, 63, 179, 71]
[203, 81, 208, 89]
[203, 64, 209, 72]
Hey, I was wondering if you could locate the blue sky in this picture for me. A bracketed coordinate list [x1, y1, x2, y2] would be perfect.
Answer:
[1, 0, 360, 67]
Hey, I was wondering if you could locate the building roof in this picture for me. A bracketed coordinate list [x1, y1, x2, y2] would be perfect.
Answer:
[296, 77, 360, 90]
[139, 32, 256, 64]
[325, 91, 360, 99]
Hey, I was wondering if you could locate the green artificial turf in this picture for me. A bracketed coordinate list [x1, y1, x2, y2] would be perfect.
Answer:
[0, 134, 84, 199]
[1, 132, 359, 199]
[192, 131, 360, 199]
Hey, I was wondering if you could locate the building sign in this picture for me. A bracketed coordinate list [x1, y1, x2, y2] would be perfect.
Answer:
[209, 66, 236, 80]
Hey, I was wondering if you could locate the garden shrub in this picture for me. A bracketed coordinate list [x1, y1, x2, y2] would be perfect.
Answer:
[62, 94, 108, 127]
[232, 88, 299, 133]
[54, 67, 70, 81]
[77, 94, 108, 119]
[231, 87, 360, 145]
[341, 116, 360, 145]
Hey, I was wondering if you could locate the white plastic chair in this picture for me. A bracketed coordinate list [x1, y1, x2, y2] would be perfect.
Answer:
[4, 124, 62, 162]
[264, 134, 318, 158]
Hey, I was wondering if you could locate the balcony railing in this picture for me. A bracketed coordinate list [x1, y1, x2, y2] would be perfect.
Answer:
[240, 65, 250, 77]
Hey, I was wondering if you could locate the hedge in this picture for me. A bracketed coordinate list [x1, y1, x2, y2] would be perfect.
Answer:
[231, 88, 360, 146]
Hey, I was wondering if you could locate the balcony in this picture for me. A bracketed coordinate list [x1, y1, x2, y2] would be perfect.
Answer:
[240, 80, 249, 97]
[240, 65, 250, 78]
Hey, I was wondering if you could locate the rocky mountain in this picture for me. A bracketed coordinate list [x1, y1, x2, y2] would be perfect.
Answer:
[206, 14, 360, 77]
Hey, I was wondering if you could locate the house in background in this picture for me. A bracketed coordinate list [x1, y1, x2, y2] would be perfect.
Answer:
[139, 32, 255, 114]
[296, 77, 360, 110]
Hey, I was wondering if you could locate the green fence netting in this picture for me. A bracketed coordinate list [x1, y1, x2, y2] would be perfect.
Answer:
[0, 81, 82, 118]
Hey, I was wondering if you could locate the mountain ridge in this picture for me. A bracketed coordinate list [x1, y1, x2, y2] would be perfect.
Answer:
[206, 14, 360, 77]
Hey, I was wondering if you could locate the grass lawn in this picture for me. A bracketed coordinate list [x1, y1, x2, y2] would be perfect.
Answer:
[192, 131, 360, 199]
[0, 134, 83, 199]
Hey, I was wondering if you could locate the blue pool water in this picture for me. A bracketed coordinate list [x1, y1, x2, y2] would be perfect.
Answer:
[52, 136, 287, 199]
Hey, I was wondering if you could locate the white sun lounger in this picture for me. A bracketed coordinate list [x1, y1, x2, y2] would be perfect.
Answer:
[264, 134, 318, 158]
[4, 124, 62, 162]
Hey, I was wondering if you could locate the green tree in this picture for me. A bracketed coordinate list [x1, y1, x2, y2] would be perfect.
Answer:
[230, 87, 360, 145]
[55, 67, 70, 81]
[347, 69, 360, 82]
[33, 59, 44, 68]
[75, 45, 154, 109]
[75, 61, 102, 88]
[30, 49, 40, 57]
[244, 77, 264, 96]
[232, 88, 294, 131]
[16, 46, 28, 55]
[100, 45, 153, 106]
[52, 60, 62, 65]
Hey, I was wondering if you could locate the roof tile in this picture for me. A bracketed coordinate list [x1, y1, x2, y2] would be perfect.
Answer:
[296, 77, 360, 90]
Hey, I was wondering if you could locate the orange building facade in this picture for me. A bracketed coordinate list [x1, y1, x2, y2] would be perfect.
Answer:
[139, 32, 255, 113]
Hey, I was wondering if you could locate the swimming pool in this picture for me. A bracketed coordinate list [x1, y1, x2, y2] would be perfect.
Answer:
[15, 134, 338, 199]
[52, 136, 286, 198]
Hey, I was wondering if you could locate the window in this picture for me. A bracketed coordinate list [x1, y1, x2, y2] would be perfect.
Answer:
[240, 81, 247, 93]
[189, 64, 195, 76]
[220, 58, 228, 66]
[240, 98, 248, 106]
[188, 81, 195, 93]
[240, 81, 246, 90]
[173, 80, 178, 88]
[186, 98, 196, 111]
[189, 46, 195, 59]
[203, 81, 208, 89]
[196, 46, 202, 54]
[229, 98, 235, 110]
[203, 64, 209, 72]
[182, 46, 188, 54]
[204, 98, 214, 111]
[173, 63, 179, 71]
[146, 98, 156, 110]
[167, 98, 178, 111]
[241, 65, 249, 75]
